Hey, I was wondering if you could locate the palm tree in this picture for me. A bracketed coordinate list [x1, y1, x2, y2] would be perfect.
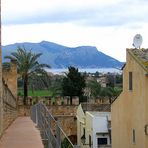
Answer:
[5, 47, 50, 105]
[86, 79, 101, 102]
[99, 87, 121, 104]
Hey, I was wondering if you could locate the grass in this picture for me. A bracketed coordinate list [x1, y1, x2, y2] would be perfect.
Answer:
[18, 89, 52, 97]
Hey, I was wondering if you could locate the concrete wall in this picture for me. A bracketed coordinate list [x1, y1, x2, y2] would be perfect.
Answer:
[112, 49, 148, 148]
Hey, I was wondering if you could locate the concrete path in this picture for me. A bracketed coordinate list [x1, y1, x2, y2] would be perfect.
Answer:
[0, 117, 44, 148]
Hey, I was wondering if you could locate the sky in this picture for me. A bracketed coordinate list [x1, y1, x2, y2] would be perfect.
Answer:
[2, 0, 148, 62]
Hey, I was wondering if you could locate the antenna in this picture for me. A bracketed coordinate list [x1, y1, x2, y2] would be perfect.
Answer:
[133, 34, 143, 49]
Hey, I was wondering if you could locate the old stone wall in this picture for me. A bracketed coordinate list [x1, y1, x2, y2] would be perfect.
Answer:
[1, 80, 17, 136]
[18, 105, 31, 116]
[2, 60, 17, 97]
[47, 105, 78, 137]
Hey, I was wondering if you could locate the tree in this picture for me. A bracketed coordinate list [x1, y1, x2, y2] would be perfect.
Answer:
[62, 66, 86, 105]
[99, 87, 121, 104]
[86, 79, 101, 101]
[5, 47, 50, 105]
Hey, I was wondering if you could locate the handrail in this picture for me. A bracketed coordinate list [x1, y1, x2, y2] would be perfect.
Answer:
[31, 102, 80, 148]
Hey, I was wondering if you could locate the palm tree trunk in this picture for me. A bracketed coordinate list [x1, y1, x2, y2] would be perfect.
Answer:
[23, 75, 28, 105]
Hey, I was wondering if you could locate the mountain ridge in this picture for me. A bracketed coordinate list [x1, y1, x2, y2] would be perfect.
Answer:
[2, 41, 123, 69]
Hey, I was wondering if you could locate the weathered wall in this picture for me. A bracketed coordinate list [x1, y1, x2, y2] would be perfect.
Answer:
[0, 2, 18, 137]
[1, 81, 17, 136]
[47, 105, 78, 136]
[3, 60, 17, 97]
[18, 105, 31, 116]
[112, 49, 148, 148]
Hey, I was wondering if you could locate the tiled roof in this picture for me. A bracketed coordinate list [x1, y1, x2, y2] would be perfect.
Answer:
[81, 103, 111, 112]
[127, 48, 148, 74]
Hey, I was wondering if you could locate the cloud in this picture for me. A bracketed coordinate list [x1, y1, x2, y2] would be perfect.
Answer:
[2, 0, 148, 62]
[2, 0, 148, 27]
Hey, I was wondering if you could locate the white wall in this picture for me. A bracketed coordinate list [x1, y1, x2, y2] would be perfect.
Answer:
[86, 112, 111, 148]
[77, 105, 111, 148]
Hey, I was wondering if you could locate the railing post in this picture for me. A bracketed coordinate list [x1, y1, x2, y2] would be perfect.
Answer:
[31, 103, 76, 148]
[38, 103, 42, 129]
[35, 105, 38, 125]
[48, 115, 51, 148]
[56, 123, 61, 148]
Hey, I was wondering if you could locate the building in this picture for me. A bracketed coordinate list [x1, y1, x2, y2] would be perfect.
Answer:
[96, 76, 107, 88]
[112, 48, 148, 148]
[77, 103, 111, 148]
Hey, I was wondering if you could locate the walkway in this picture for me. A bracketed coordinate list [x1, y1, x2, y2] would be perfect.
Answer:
[0, 117, 44, 148]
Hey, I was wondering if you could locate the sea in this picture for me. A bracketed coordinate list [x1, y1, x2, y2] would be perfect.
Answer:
[45, 68, 122, 75]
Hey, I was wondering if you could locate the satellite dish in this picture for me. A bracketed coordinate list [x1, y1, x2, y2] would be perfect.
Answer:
[133, 34, 143, 49]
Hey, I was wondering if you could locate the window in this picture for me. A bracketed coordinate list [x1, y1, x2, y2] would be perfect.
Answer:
[83, 128, 85, 137]
[89, 135, 91, 147]
[132, 129, 136, 144]
[98, 138, 108, 145]
[129, 72, 133, 90]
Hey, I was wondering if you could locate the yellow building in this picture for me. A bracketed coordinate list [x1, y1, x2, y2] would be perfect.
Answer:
[111, 48, 148, 148]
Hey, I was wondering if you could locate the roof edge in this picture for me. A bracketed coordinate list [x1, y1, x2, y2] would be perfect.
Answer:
[127, 49, 148, 74]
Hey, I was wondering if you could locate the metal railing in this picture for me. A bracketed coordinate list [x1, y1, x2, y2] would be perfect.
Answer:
[31, 102, 80, 148]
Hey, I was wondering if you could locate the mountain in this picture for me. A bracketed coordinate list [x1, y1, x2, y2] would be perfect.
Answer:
[2, 41, 123, 69]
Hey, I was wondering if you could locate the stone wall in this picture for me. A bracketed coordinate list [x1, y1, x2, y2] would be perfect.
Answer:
[47, 105, 78, 137]
[0, 80, 17, 137]
[3, 60, 17, 97]
[0, 3, 17, 137]
[18, 105, 31, 116]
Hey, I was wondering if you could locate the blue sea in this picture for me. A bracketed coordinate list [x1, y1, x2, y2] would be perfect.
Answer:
[45, 68, 122, 74]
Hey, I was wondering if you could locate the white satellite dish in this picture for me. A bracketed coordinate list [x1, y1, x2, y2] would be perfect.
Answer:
[133, 34, 143, 49]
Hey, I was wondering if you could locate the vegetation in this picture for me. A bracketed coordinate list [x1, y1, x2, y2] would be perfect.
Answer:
[62, 66, 86, 105]
[61, 138, 73, 148]
[5, 47, 50, 105]
[99, 86, 122, 103]
[86, 79, 101, 99]
[18, 89, 52, 97]
[86, 77, 122, 104]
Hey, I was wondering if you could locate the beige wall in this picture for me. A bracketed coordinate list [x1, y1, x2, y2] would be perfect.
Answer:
[3, 60, 17, 97]
[112, 49, 148, 148]
[85, 112, 93, 148]
[76, 104, 86, 147]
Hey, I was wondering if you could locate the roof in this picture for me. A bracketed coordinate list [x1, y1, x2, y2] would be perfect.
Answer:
[127, 48, 148, 74]
[81, 103, 111, 112]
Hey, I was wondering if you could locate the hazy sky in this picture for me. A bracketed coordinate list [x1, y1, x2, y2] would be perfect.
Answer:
[2, 0, 148, 62]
